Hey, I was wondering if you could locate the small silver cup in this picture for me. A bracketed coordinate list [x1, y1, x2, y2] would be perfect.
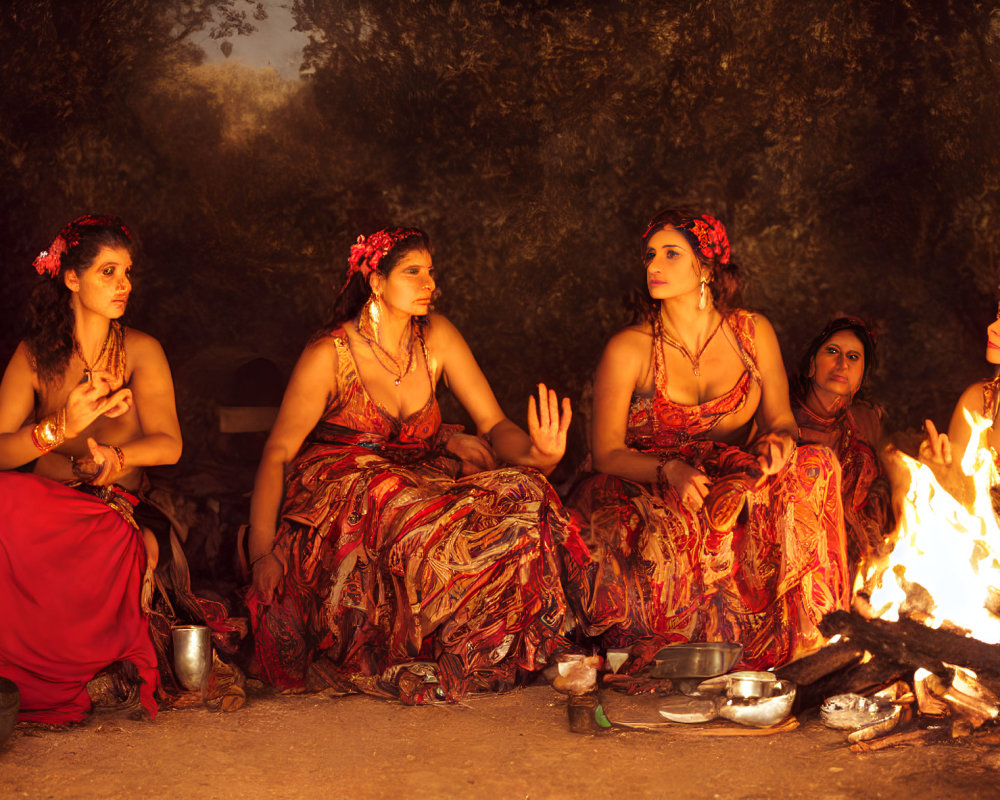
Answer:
[171, 625, 212, 693]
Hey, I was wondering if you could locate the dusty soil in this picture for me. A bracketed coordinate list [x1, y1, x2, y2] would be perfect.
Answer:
[2, 684, 999, 800]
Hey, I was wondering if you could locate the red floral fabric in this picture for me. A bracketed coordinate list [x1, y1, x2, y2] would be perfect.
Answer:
[565, 310, 850, 670]
[247, 329, 580, 701]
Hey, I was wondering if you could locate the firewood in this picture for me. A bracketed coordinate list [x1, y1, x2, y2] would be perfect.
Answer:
[848, 728, 938, 752]
[775, 641, 866, 686]
[794, 656, 910, 712]
[819, 611, 1000, 681]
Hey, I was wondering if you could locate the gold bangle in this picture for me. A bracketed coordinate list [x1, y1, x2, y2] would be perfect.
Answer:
[31, 408, 66, 453]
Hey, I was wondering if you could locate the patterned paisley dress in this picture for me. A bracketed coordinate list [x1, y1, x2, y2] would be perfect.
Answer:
[792, 396, 893, 575]
[248, 328, 581, 701]
[565, 310, 850, 670]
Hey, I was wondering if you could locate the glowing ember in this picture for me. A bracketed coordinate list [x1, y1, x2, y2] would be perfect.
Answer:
[859, 410, 1000, 644]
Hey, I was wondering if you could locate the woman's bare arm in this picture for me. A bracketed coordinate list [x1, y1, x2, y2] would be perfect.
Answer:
[249, 336, 339, 601]
[431, 314, 570, 474]
[750, 313, 798, 475]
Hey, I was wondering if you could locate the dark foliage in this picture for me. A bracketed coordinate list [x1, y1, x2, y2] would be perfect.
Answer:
[2, 0, 999, 472]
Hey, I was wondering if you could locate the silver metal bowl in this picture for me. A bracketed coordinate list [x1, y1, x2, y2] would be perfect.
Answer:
[650, 642, 743, 679]
[718, 681, 796, 727]
[171, 625, 212, 692]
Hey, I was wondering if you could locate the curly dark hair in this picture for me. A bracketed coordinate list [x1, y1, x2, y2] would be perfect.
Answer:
[24, 215, 136, 385]
[628, 207, 743, 324]
[320, 227, 432, 333]
[792, 316, 878, 403]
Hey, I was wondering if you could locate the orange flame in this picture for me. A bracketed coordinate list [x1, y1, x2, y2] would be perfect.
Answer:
[860, 409, 1000, 644]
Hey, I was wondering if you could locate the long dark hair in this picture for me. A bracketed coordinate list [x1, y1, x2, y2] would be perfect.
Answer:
[793, 316, 878, 403]
[628, 207, 743, 325]
[25, 215, 135, 385]
[320, 227, 432, 332]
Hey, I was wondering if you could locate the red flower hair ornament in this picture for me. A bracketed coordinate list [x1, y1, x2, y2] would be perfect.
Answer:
[679, 215, 731, 265]
[643, 212, 731, 266]
[33, 235, 67, 278]
[32, 214, 132, 278]
[346, 227, 422, 280]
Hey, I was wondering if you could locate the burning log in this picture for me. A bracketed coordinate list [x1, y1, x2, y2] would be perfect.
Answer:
[793, 654, 910, 712]
[819, 610, 1000, 686]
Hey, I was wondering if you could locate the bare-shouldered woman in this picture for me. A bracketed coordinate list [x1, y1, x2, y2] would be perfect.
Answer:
[0, 215, 181, 723]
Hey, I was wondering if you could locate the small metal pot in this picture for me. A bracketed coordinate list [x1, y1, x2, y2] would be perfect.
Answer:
[725, 671, 778, 699]
[171, 625, 212, 692]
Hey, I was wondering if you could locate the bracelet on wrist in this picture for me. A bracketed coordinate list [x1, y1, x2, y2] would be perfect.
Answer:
[654, 452, 670, 493]
[31, 408, 66, 453]
[250, 550, 275, 569]
[108, 444, 125, 473]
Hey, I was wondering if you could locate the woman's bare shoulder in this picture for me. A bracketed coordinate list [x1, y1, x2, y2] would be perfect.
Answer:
[597, 324, 652, 383]
[423, 312, 460, 339]
[3, 341, 38, 385]
[299, 331, 341, 365]
[122, 326, 168, 362]
[606, 322, 652, 352]
[956, 379, 991, 412]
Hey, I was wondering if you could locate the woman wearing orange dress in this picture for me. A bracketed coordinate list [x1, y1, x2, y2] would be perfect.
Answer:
[565, 209, 850, 669]
[246, 227, 583, 702]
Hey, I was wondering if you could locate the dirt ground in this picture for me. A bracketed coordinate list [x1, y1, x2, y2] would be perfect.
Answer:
[2, 684, 999, 800]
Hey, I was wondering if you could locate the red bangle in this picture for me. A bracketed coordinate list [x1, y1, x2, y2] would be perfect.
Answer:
[108, 444, 125, 472]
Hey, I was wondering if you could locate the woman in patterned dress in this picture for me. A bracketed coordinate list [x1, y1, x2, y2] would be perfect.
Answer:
[247, 227, 582, 702]
[791, 316, 893, 580]
[565, 208, 850, 670]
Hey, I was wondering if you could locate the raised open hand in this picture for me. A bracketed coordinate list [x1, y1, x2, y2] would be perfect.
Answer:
[527, 382, 572, 470]
[919, 418, 952, 466]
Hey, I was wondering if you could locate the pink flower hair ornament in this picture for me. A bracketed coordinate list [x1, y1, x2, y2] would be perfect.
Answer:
[346, 227, 423, 280]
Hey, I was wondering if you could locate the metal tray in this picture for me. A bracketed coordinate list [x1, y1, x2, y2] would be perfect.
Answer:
[649, 641, 743, 679]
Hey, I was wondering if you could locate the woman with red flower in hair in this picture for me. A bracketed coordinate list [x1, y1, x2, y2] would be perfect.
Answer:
[246, 227, 581, 703]
[0, 215, 182, 723]
[564, 208, 850, 671]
